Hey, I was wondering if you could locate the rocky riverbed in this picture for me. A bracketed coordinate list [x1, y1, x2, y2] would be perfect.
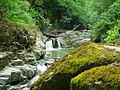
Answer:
[0, 31, 45, 90]
[0, 30, 91, 90]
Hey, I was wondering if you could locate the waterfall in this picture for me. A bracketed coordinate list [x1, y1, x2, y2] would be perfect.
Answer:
[46, 39, 61, 50]
[46, 40, 53, 50]
[57, 40, 61, 49]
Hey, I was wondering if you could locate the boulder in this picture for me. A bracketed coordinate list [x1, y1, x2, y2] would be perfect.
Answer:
[36, 31, 45, 49]
[10, 69, 22, 84]
[17, 65, 36, 79]
[57, 30, 91, 48]
[30, 42, 120, 90]
[0, 85, 10, 90]
[33, 31, 46, 60]
[0, 52, 13, 70]
[10, 59, 24, 66]
[71, 66, 120, 90]
[25, 57, 37, 65]
[0, 67, 22, 85]
[0, 76, 10, 85]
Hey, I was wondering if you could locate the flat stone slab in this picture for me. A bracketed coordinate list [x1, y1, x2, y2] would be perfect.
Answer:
[0, 77, 9, 85]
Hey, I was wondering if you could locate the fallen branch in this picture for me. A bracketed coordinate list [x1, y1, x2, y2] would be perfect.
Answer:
[72, 24, 80, 31]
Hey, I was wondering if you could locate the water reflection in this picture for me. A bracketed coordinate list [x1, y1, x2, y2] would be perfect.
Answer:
[45, 48, 72, 59]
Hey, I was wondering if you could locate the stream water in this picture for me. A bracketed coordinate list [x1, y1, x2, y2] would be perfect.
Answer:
[28, 40, 72, 86]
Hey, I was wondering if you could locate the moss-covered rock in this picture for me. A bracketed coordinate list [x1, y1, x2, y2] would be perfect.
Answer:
[71, 66, 120, 90]
[30, 42, 120, 90]
[0, 19, 36, 49]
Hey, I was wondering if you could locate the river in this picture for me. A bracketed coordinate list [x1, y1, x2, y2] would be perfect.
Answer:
[28, 40, 72, 86]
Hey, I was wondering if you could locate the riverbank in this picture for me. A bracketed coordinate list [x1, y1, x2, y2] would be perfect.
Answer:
[0, 29, 90, 89]
[0, 31, 45, 90]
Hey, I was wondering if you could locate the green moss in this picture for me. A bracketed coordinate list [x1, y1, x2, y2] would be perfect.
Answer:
[30, 42, 120, 90]
[71, 66, 120, 90]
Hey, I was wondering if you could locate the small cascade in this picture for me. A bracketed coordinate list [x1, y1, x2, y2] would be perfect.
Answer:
[57, 40, 61, 49]
[46, 40, 53, 50]
[46, 39, 61, 50]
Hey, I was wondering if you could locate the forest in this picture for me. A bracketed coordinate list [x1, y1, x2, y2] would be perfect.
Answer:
[1, 0, 120, 43]
[1, 0, 120, 90]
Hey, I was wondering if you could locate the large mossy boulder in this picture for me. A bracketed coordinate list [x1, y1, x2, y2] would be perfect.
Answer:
[30, 42, 120, 90]
[71, 66, 120, 90]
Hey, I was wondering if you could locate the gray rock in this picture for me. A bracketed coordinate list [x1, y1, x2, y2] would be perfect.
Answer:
[0, 85, 10, 90]
[25, 57, 37, 65]
[42, 35, 49, 43]
[57, 30, 91, 48]
[0, 52, 13, 70]
[10, 70, 22, 84]
[17, 51, 25, 60]
[30, 66, 37, 75]
[36, 31, 45, 49]
[9, 86, 20, 90]
[26, 53, 34, 58]
[17, 65, 35, 79]
[0, 52, 8, 59]
[34, 49, 45, 60]
[0, 76, 10, 85]
[33, 31, 46, 60]
[10, 59, 24, 66]
[0, 67, 16, 85]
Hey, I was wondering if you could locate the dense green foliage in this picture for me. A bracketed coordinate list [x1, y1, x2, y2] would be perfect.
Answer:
[86, 0, 120, 42]
[29, 0, 88, 29]
[0, 0, 36, 28]
[0, 0, 120, 42]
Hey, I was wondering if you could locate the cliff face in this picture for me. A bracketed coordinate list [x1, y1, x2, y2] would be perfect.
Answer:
[30, 41, 120, 90]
